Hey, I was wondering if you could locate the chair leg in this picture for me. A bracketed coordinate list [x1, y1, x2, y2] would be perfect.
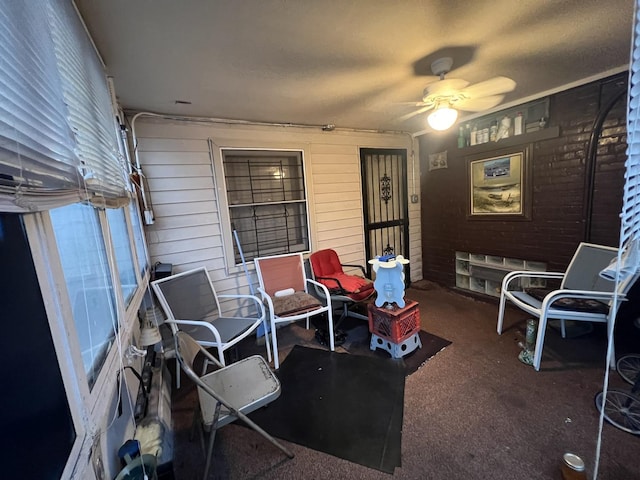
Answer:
[203, 402, 222, 480]
[327, 307, 335, 352]
[233, 408, 294, 459]
[497, 293, 507, 334]
[533, 315, 548, 371]
[271, 319, 281, 370]
[262, 320, 272, 363]
[217, 346, 226, 367]
[190, 405, 201, 443]
[330, 303, 348, 331]
[345, 303, 368, 322]
[606, 317, 616, 370]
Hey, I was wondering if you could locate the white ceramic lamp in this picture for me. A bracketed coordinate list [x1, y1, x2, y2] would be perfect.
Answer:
[139, 306, 164, 347]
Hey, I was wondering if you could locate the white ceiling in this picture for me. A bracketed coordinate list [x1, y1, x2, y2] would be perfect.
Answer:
[75, 0, 635, 134]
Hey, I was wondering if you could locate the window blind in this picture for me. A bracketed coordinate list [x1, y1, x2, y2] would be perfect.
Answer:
[621, 2, 640, 250]
[0, 0, 84, 211]
[0, 0, 127, 212]
[48, 0, 128, 199]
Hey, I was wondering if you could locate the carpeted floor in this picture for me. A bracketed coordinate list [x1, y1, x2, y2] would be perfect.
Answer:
[168, 282, 640, 480]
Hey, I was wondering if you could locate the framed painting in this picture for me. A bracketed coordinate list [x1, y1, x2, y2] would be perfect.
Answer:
[467, 145, 531, 219]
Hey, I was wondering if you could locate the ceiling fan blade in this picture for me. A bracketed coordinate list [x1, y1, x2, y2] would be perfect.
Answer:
[455, 95, 505, 112]
[393, 101, 426, 106]
[458, 76, 516, 99]
[396, 104, 434, 122]
[424, 78, 470, 97]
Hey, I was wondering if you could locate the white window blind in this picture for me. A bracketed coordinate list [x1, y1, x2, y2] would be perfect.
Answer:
[48, 0, 128, 199]
[0, 0, 83, 211]
[0, 0, 127, 212]
[594, 3, 640, 478]
[622, 2, 640, 249]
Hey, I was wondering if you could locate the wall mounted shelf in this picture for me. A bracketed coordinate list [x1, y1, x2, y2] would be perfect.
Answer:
[458, 126, 560, 156]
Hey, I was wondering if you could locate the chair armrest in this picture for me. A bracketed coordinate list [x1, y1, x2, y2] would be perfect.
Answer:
[540, 289, 626, 317]
[306, 278, 332, 306]
[341, 263, 367, 277]
[541, 289, 625, 305]
[314, 274, 348, 295]
[257, 287, 275, 310]
[193, 339, 225, 370]
[217, 293, 266, 320]
[501, 270, 565, 292]
[164, 319, 224, 358]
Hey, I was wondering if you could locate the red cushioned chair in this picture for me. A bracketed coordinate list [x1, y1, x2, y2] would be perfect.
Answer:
[309, 249, 375, 327]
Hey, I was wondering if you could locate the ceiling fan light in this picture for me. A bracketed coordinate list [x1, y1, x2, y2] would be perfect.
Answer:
[427, 105, 458, 131]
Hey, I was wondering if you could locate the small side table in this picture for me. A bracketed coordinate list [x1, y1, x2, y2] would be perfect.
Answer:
[368, 300, 422, 358]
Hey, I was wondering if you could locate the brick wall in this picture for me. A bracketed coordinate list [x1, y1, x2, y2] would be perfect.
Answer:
[419, 72, 628, 288]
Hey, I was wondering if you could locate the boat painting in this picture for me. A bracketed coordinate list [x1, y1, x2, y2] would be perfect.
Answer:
[470, 152, 524, 215]
[474, 185, 519, 213]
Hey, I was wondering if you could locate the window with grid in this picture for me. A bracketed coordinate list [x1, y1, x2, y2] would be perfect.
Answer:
[222, 149, 309, 263]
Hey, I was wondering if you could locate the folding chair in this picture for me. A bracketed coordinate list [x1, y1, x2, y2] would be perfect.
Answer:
[254, 252, 334, 369]
[174, 332, 293, 480]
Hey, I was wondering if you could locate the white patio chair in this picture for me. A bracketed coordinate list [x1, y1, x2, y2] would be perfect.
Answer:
[497, 242, 639, 371]
[151, 267, 270, 379]
[254, 252, 334, 369]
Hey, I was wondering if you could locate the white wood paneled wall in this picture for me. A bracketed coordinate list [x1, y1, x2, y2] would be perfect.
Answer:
[135, 116, 422, 296]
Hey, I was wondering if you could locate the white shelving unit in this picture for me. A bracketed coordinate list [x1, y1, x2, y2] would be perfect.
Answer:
[455, 251, 547, 298]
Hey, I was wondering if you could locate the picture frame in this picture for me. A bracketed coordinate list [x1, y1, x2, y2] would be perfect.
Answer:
[467, 145, 531, 219]
[428, 151, 448, 171]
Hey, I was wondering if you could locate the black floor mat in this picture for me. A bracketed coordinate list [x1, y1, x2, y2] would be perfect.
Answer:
[337, 322, 452, 376]
[249, 345, 405, 473]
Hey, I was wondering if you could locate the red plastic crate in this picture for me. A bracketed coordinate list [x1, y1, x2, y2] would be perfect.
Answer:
[367, 300, 420, 343]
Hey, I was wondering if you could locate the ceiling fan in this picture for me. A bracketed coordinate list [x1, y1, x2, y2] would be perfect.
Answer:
[400, 57, 517, 131]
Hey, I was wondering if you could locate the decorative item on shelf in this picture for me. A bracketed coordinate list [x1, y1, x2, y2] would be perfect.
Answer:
[489, 120, 498, 142]
[480, 127, 489, 144]
[455, 97, 550, 148]
[496, 115, 511, 141]
[139, 305, 164, 347]
[514, 112, 523, 135]
[470, 124, 478, 146]
[457, 126, 466, 148]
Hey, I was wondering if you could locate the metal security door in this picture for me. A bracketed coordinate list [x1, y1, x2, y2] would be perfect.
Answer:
[360, 148, 409, 280]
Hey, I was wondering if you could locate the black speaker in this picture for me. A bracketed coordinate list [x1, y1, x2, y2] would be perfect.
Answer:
[152, 262, 173, 281]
